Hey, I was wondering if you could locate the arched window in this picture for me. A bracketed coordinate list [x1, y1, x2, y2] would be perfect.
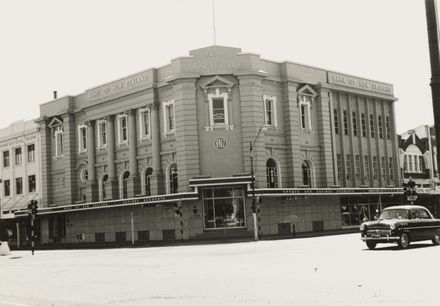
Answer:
[144, 167, 153, 196]
[121, 171, 130, 199]
[302, 160, 312, 187]
[266, 158, 278, 188]
[100, 174, 108, 201]
[169, 163, 178, 194]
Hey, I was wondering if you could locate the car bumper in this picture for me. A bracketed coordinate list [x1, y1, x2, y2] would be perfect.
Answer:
[361, 236, 400, 242]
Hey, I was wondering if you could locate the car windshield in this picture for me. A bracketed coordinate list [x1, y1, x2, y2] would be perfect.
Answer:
[379, 209, 409, 220]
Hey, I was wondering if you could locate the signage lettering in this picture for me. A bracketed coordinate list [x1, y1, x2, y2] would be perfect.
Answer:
[328, 72, 393, 95]
[88, 73, 150, 100]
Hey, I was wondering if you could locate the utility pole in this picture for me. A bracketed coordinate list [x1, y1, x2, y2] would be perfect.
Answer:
[425, 0, 440, 178]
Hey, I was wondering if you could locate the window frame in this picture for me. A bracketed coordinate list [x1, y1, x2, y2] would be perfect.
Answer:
[298, 94, 312, 130]
[97, 119, 108, 149]
[162, 100, 176, 135]
[3, 150, 10, 168]
[28, 174, 36, 193]
[263, 94, 277, 128]
[139, 107, 151, 141]
[54, 126, 64, 157]
[15, 147, 22, 166]
[78, 124, 88, 153]
[27, 144, 35, 163]
[208, 90, 229, 128]
[15, 177, 23, 195]
[117, 114, 128, 145]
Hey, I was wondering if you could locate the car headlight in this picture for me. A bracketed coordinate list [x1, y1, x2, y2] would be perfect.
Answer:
[360, 224, 365, 231]
[390, 224, 396, 230]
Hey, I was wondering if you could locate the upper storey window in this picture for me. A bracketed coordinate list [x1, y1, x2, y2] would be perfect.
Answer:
[117, 114, 128, 145]
[162, 100, 175, 135]
[200, 75, 234, 131]
[48, 116, 64, 158]
[297, 85, 317, 131]
[139, 107, 151, 141]
[263, 95, 277, 128]
[97, 119, 107, 149]
[78, 124, 87, 153]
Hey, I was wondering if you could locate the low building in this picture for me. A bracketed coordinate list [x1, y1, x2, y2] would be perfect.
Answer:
[399, 125, 439, 189]
[0, 120, 41, 243]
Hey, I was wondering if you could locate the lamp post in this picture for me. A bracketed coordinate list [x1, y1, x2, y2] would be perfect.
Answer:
[250, 126, 265, 241]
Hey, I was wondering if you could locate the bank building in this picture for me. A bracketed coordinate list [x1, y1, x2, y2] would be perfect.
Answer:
[0, 46, 411, 246]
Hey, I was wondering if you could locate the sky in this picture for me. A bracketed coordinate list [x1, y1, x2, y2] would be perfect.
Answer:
[0, 0, 437, 133]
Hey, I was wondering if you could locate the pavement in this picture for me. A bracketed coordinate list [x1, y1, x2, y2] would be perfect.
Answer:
[1, 233, 439, 305]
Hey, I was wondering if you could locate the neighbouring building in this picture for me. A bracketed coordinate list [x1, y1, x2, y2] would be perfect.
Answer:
[399, 125, 440, 189]
[3, 46, 411, 246]
[0, 120, 42, 244]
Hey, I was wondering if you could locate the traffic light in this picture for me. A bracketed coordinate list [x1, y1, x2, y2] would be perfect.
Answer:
[27, 200, 39, 218]
[174, 202, 182, 217]
[403, 179, 418, 203]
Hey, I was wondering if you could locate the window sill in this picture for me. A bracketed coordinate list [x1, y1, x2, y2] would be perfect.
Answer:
[204, 124, 235, 131]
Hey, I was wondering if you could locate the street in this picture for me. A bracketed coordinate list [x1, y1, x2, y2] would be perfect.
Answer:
[1, 233, 439, 306]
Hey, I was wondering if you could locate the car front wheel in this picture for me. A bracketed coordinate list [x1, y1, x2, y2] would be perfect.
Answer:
[398, 232, 410, 249]
[432, 233, 440, 245]
[366, 241, 377, 250]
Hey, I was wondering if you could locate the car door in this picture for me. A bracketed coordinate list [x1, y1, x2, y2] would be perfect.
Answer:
[408, 209, 424, 241]
[418, 208, 437, 240]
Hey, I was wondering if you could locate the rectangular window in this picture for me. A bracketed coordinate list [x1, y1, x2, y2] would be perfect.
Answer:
[364, 156, 370, 181]
[119, 115, 128, 143]
[163, 101, 175, 134]
[419, 156, 425, 173]
[404, 155, 408, 172]
[389, 157, 394, 180]
[3, 151, 10, 168]
[334, 109, 339, 134]
[16, 177, 23, 195]
[54, 127, 63, 157]
[27, 144, 35, 162]
[28, 175, 36, 193]
[337, 154, 342, 181]
[409, 155, 413, 172]
[4, 179, 10, 196]
[15, 147, 22, 165]
[355, 155, 361, 180]
[140, 109, 151, 139]
[361, 113, 367, 137]
[378, 115, 383, 139]
[369, 114, 375, 138]
[78, 125, 87, 152]
[386, 116, 391, 139]
[300, 105, 306, 129]
[203, 187, 245, 229]
[381, 156, 386, 180]
[352, 112, 358, 136]
[263, 96, 277, 127]
[98, 120, 107, 148]
[373, 156, 378, 180]
[346, 154, 351, 180]
[343, 110, 349, 135]
[415, 156, 419, 173]
[212, 97, 225, 125]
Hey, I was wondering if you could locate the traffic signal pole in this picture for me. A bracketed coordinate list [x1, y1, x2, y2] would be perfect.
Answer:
[31, 214, 35, 255]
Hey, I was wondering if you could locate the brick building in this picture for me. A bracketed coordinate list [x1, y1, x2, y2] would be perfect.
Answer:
[6, 46, 404, 245]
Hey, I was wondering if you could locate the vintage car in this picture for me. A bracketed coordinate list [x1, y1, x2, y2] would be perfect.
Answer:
[360, 205, 440, 249]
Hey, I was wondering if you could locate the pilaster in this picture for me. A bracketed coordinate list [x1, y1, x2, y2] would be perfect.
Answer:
[38, 120, 52, 207]
[281, 80, 302, 187]
[106, 115, 119, 199]
[62, 112, 77, 205]
[316, 85, 336, 187]
[86, 120, 98, 202]
[173, 78, 200, 192]
[128, 109, 140, 196]
[238, 75, 266, 188]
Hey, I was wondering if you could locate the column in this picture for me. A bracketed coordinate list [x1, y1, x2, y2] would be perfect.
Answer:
[128, 109, 140, 197]
[86, 120, 98, 201]
[316, 85, 336, 187]
[281, 80, 302, 187]
[106, 115, 119, 199]
[62, 112, 77, 205]
[150, 101, 163, 195]
[37, 119, 52, 206]
[173, 78, 200, 192]
[238, 75, 266, 187]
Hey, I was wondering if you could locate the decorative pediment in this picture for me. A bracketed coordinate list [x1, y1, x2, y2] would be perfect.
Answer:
[298, 84, 318, 98]
[200, 75, 234, 93]
[47, 116, 63, 128]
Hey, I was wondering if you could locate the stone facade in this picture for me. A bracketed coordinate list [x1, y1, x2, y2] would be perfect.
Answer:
[2, 46, 404, 245]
